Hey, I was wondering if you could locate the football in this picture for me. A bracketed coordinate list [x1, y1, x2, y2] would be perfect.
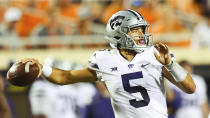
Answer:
[7, 61, 40, 86]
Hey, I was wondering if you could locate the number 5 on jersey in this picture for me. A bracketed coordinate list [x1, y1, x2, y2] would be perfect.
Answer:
[121, 71, 150, 108]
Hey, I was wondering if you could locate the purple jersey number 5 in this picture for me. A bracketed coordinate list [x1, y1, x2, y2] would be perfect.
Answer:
[121, 71, 150, 108]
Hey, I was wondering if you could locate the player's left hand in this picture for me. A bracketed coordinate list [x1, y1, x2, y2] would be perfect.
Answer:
[154, 42, 172, 65]
[19, 58, 42, 78]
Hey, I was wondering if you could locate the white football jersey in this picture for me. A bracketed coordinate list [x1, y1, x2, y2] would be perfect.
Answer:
[29, 80, 78, 118]
[88, 46, 168, 118]
[168, 74, 208, 118]
[29, 80, 96, 118]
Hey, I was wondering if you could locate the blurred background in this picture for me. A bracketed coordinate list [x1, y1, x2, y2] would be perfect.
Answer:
[0, 0, 210, 118]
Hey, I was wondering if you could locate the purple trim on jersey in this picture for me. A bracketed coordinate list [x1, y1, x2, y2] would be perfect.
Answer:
[170, 53, 174, 58]
[88, 61, 99, 69]
[92, 64, 99, 69]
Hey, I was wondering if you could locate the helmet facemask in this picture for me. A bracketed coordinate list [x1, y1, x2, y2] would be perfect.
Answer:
[118, 26, 153, 53]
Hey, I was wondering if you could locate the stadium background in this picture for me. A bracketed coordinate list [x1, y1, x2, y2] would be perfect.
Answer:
[0, 0, 210, 118]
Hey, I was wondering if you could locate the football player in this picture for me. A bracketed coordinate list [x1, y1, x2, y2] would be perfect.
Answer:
[22, 10, 196, 118]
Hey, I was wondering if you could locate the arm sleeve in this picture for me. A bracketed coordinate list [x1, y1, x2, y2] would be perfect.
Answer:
[88, 52, 103, 81]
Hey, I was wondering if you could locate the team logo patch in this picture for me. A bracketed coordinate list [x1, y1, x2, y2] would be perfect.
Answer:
[141, 63, 150, 68]
[110, 15, 125, 30]
[128, 64, 134, 69]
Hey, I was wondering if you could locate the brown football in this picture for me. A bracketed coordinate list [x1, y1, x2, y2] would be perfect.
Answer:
[6, 61, 40, 86]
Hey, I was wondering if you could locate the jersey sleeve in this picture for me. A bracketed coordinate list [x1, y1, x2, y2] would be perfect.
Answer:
[88, 52, 99, 70]
[88, 51, 103, 81]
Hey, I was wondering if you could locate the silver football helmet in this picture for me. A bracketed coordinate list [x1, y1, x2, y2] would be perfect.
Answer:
[106, 9, 153, 53]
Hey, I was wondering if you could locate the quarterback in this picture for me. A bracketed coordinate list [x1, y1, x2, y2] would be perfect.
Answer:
[23, 10, 196, 118]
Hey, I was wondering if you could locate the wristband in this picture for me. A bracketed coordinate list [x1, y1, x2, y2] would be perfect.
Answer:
[42, 65, 52, 77]
[165, 61, 187, 82]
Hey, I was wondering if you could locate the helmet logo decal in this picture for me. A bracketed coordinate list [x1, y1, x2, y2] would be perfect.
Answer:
[110, 16, 125, 30]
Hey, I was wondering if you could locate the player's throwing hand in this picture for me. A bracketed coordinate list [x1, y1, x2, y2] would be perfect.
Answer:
[19, 58, 42, 77]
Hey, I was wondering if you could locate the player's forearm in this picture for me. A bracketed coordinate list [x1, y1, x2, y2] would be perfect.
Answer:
[44, 68, 74, 85]
[166, 74, 195, 94]
[165, 60, 196, 94]
[177, 74, 196, 94]
[163, 67, 196, 94]
[201, 101, 209, 118]
[42, 66, 97, 85]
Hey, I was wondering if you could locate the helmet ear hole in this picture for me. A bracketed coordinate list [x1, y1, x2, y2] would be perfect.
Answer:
[142, 26, 146, 34]
[117, 43, 121, 49]
[146, 39, 149, 45]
